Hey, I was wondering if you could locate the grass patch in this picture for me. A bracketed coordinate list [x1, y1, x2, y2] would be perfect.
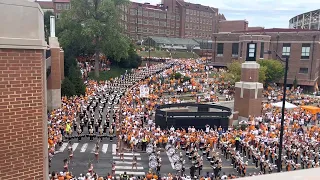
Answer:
[88, 66, 130, 81]
[138, 51, 199, 59]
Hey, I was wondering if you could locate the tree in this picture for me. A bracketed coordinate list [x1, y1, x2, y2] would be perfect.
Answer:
[61, 77, 76, 97]
[258, 59, 284, 85]
[59, 0, 130, 78]
[224, 61, 267, 85]
[293, 76, 298, 89]
[44, 11, 55, 42]
[68, 64, 86, 96]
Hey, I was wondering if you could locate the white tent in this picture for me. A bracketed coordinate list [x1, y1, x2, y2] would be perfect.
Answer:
[271, 101, 297, 109]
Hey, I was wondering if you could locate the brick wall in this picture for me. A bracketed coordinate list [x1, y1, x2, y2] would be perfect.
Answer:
[218, 20, 248, 33]
[0, 49, 46, 180]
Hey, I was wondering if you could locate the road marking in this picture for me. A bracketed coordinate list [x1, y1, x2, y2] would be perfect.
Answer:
[59, 143, 68, 152]
[115, 166, 144, 170]
[114, 161, 141, 165]
[166, 151, 176, 169]
[115, 171, 145, 175]
[112, 144, 117, 154]
[102, 144, 108, 153]
[112, 152, 141, 156]
[72, 143, 79, 152]
[80, 143, 88, 153]
[113, 156, 141, 160]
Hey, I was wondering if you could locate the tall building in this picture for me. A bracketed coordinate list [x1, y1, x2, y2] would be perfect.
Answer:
[36, 0, 249, 41]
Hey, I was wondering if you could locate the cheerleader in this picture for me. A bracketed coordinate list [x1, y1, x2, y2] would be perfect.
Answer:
[67, 141, 73, 163]
[95, 142, 100, 162]
[88, 162, 93, 175]
[132, 155, 137, 169]
[63, 159, 68, 172]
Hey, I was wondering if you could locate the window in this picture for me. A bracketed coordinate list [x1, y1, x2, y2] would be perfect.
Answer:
[155, 21, 159, 26]
[56, 13, 61, 19]
[137, 18, 142, 24]
[143, 11, 148, 17]
[299, 68, 308, 74]
[155, 12, 159, 18]
[56, 3, 62, 10]
[240, 42, 243, 57]
[149, 11, 154, 17]
[301, 43, 311, 59]
[282, 43, 291, 57]
[130, 9, 136, 15]
[217, 43, 224, 57]
[260, 42, 265, 58]
[232, 43, 239, 57]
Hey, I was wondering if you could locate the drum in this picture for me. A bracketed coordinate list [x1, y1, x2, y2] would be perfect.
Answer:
[146, 147, 153, 154]
[149, 160, 158, 169]
[174, 163, 182, 171]
[171, 154, 179, 162]
[165, 144, 171, 151]
[168, 148, 175, 156]
[149, 154, 157, 161]
[186, 151, 190, 156]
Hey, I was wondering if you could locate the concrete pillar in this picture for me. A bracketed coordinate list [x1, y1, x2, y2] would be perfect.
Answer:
[47, 37, 61, 111]
[0, 0, 48, 179]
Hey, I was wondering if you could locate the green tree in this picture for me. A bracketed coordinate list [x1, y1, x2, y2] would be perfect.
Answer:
[59, 0, 130, 78]
[258, 59, 284, 85]
[61, 77, 76, 97]
[44, 11, 55, 42]
[293, 76, 298, 89]
[224, 61, 267, 85]
[68, 65, 86, 96]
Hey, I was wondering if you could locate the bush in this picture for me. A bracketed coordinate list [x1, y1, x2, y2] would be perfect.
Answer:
[61, 77, 76, 97]
[182, 76, 191, 82]
[172, 72, 182, 80]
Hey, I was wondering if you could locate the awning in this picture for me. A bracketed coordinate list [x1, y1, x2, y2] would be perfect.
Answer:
[271, 101, 297, 109]
[301, 105, 320, 114]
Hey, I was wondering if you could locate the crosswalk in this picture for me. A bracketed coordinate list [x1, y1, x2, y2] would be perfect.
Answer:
[111, 144, 146, 176]
[55, 142, 147, 176]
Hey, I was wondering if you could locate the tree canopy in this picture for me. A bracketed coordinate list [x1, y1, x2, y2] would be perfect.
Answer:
[224, 60, 284, 86]
[57, 0, 131, 77]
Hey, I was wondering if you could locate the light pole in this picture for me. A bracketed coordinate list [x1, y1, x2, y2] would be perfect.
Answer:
[268, 50, 289, 172]
[148, 37, 151, 67]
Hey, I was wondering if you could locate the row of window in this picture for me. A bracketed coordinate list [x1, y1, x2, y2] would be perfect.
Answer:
[129, 9, 181, 21]
[186, 16, 212, 25]
[129, 19, 180, 28]
[185, 31, 212, 38]
[185, 9, 213, 18]
[215, 43, 312, 60]
[131, 27, 178, 35]
[56, 3, 70, 10]
[185, 24, 212, 31]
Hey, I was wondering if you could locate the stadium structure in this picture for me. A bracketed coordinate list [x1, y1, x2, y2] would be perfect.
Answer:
[289, 9, 320, 30]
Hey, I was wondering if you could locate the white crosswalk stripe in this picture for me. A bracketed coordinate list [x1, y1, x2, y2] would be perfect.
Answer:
[59, 143, 68, 152]
[115, 171, 145, 175]
[71, 143, 79, 152]
[112, 144, 117, 154]
[113, 156, 141, 160]
[114, 161, 141, 165]
[102, 144, 108, 153]
[80, 143, 88, 153]
[115, 166, 144, 170]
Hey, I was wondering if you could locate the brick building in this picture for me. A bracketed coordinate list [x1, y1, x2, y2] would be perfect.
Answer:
[211, 28, 320, 88]
[36, 0, 250, 41]
[0, 0, 48, 179]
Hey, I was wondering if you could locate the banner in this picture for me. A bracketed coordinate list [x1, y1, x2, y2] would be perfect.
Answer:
[139, 85, 149, 98]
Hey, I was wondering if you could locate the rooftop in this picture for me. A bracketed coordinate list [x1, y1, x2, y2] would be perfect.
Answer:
[147, 36, 199, 46]
[233, 28, 320, 33]
[36, 1, 54, 9]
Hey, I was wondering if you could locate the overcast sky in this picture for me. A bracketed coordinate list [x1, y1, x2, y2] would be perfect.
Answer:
[41, 0, 320, 28]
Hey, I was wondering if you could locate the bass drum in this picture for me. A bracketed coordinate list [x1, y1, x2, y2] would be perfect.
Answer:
[149, 160, 158, 169]
[167, 148, 175, 156]
[149, 154, 157, 161]
[174, 162, 182, 171]
[171, 154, 180, 162]
[146, 147, 153, 154]
[165, 144, 171, 151]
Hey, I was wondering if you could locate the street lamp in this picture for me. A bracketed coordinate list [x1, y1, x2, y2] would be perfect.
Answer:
[266, 50, 289, 172]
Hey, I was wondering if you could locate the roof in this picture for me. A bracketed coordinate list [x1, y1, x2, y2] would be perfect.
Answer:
[36, 1, 54, 9]
[147, 36, 199, 46]
[233, 28, 320, 33]
[176, 0, 215, 12]
[193, 38, 213, 43]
